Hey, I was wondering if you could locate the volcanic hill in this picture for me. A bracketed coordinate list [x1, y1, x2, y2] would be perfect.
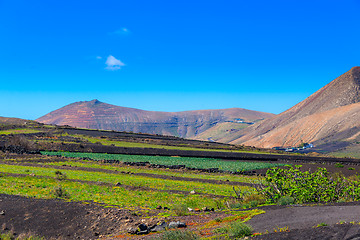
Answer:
[223, 67, 360, 153]
[36, 100, 274, 139]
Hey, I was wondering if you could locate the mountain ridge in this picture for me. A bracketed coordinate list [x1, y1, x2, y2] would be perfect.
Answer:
[36, 100, 274, 139]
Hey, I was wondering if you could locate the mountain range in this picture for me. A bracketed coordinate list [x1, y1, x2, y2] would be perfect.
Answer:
[36, 100, 274, 139]
[36, 66, 360, 155]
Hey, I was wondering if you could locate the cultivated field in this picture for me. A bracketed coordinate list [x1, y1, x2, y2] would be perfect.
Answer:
[2, 121, 360, 239]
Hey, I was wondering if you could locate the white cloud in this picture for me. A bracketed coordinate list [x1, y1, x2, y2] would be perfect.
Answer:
[105, 55, 125, 70]
[111, 27, 130, 36]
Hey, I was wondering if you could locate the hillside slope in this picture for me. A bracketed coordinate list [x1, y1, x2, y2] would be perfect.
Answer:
[36, 100, 274, 138]
[225, 67, 360, 150]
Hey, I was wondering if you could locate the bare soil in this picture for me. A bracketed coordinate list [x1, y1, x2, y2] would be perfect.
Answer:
[0, 194, 131, 239]
[250, 202, 360, 240]
[2, 193, 360, 239]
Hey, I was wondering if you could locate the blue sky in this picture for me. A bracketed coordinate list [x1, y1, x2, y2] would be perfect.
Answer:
[1, 0, 360, 119]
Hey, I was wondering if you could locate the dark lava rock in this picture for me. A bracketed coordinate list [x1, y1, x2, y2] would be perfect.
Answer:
[150, 222, 168, 232]
[138, 223, 148, 231]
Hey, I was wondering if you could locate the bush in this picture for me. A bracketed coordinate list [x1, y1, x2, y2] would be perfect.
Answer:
[243, 193, 266, 204]
[335, 163, 344, 168]
[216, 221, 253, 238]
[172, 204, 188, 216]
[277, 196, 295, 205]
[243, 193, 266, 208]
[226, 199, 242, 209]
[228, 221, 253, 238]
[254, 165, 360, 204]
[316, 222, 328, 227]
[54, 170, 67, 181]
[53, 186, 69, 198]
[155, 230, 199, 240]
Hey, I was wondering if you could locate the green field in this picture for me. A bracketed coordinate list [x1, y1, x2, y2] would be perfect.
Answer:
[0, 128, 41, 135]
[0, 174, 222, 210]
[0, 163, 251, 197]
[39, 160, 261, 183]
[41, 151, 287, 172]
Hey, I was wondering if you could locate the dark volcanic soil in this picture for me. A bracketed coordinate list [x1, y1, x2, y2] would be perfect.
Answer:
[252, 223, 360, 240]
[249, 203, 360, 240]
[0, 194, 129, 239]
[2, 193, 360, 239]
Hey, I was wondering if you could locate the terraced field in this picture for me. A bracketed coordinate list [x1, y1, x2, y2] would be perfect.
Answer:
[41, 151, 287, 172]
[0, 153, 268, 239]
[2, 122, 360, 239]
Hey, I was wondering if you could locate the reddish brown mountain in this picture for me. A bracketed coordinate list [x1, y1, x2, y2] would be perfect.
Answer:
[224, 67, 360, 150]
[36, 100, 274, 138]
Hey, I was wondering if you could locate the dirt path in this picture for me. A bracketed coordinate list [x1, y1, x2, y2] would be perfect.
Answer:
[249, 202, 360, 239]
[252, 223, 360, 240]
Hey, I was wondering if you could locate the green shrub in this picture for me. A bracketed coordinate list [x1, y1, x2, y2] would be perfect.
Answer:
[155, 230, 199, 240]
[243, 193, 266, 204]
[172, 204, 188, 216]
[242, 193, 266, 208]
[348, 167, 355, 170]
[227, 200, 242, 209]
[216, 221, 253, 238]
[255, 165, 360, 204]
[277, 196, 295, 205]
[315, 222, 328, 227]
[52, 186, 69, 198]
[54, 170, 67, 181]
[335, 163, 344, 168]
[228, 221, 253, 238]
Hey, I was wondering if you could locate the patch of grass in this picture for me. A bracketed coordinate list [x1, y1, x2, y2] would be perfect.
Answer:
[273, 226, 289, 232]
[315, 222, 328, 227]
[172, 204, 188, 216]
[0, 129, 41, 135]
[215, 221, 253, 238]
[335, 163, 344, 168]
[277, 196, 295, 206]
[0, 175, 225, 210]
[155, 230, 199, 240]
[52, 185, 69, 198]
[202, 209, 265, 229]
[0, 231, 44, 240]
[54, 170, 67, 181]
[0, 163, 252, 197]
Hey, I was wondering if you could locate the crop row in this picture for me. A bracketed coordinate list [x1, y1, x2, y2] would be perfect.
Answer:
[0, 175, 222, 210]
[41, 151, 286, 172]
[0, 164, 252, 197]
[40, 160, 260, 183]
